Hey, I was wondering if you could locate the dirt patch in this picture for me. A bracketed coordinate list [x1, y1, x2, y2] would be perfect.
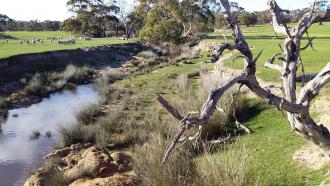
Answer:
[293, 92, 330, 170]
[293, 142, 330, 170]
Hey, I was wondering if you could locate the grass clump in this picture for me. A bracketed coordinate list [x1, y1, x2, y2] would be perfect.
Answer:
[134, 134, 198, 186]
[24, 73, 48, 95]
[59, 125, 96, 147]
[0, 97, 9, 123]
[76, 104, 103, 126]
[137, 50, 159, 62]
[31, 130, 41, 139]
[24, 65, 92, 96]
[45, 131, 52, 138]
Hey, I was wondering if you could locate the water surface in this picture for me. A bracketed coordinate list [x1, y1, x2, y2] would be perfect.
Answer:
[0, 85, 100, 186]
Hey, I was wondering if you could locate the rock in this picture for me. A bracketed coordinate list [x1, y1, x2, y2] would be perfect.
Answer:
[25, 145, 136, 186]
[69, 174, 138, 186]
[64, 146, 115, 179]
[111, 152, 131, 165]
[24, 171, 46, 186]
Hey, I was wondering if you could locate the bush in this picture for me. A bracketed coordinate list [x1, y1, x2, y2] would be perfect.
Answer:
[45, 131, 52, 138]
[31, 130, 41, 139]
[61, 65, 90, 82]
[24, 73, 48, 95]
[59, 125, 96, 147]
[197, 145, 250, 186]
[24, 65, 92, 96]
[0, 97, 8, 123]
[174, 46, 200, 62]
[134, 134, 198, 186]
[76, 104, 103, 126]
[137, 50, 159, 62]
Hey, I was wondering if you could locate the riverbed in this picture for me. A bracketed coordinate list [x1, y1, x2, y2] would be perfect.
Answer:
[0, 85, 100, 186]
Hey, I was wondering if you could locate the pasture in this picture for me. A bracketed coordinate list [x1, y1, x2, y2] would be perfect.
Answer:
[203, 22, 330, 82]
[0, 31, 132, 58]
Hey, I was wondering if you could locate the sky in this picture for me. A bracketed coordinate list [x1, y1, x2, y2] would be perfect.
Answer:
[0, 0, 315, 21]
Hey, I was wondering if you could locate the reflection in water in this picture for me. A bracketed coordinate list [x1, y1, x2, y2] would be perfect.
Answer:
[0, 85, 100, 186]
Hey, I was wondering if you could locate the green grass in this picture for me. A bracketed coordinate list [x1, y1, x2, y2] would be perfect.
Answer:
[204, 22, 330, 82]
[109, 52, 328, 184]
[197, 99, 329, 185]
[0, 31, 133, 58]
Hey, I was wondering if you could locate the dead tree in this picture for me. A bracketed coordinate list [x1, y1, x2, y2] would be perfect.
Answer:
[158, 0, 330, 163]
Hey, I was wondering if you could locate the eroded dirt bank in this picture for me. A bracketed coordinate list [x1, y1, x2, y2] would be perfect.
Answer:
[0, 43, 147, 110]
[0, 43, 146, 97]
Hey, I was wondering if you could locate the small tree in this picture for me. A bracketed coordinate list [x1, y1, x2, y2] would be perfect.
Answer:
[116, 0, 135, 39]
[237, 12, 258, 26]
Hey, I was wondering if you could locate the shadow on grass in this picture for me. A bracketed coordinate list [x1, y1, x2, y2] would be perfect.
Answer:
[0, 33, 17, 40]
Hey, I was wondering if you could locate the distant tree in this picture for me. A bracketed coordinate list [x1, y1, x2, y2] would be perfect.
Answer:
[313, 0, 330, 24]
[24, 20, 43, 31]
[138, 0, 215, 44]
[214, 12, 227, 28]
[237, 12, 258, 26]
[62, 18, 82, 33]
[0, 14, 12, 32]
[67, 0, 119, 37]
[255, 10, 272, 24]
[116, 0, 135, 38]
[43, 20, 61, 31]
[139, 1, 184, 44]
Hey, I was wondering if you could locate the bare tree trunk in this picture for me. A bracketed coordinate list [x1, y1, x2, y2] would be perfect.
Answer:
[157, 0, 330, 163]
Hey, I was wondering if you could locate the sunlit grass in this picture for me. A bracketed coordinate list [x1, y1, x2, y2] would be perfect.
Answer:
[0, 31, 134, 58]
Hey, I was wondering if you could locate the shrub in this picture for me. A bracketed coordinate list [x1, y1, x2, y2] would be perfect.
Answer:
[134, 134, 198, 186]
[137, 50, 159, 62]
[45, 131, 52, 138]
[59, 125, 96, 147]
[197, 145, 251, 186]
[168, 73, 178, 79]
[106, 70, 126, 83]
[76, 104, 103, 126]
[31, 130, 41, 139]
[41, 157, 69, 186]
[61, 65, 90, 81]
[0, 97, 8, 123]
[174, 46, 200, 62]
[24, 65, 92, 96]
[187, 70, 200, 79]
[24, 73, 47, 95]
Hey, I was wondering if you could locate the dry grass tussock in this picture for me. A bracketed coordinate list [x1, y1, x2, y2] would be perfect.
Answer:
[134, 68, 253, 186]
[24, 65, 92, 95]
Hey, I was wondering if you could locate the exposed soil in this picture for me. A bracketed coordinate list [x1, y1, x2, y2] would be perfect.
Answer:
[0, 43, 147, 109]
[0, 43, 147, 97]
[293, 91, 330, 170]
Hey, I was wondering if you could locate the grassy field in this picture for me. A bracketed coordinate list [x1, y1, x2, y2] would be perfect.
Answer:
[203, 22, 330, 82]
[106, 53, 328, 185]
[0, 31, 133, 58]
[3, 23, 329, 185]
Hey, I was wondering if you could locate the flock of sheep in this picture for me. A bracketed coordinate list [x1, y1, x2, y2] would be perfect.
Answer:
[3, 36, 93, 46]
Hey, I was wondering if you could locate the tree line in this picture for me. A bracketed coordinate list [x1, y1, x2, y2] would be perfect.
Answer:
[0, 14, 61, 32]
[1, 0, 329, 42]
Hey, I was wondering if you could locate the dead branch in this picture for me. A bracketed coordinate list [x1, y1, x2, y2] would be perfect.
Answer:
[236, 121, 252, 134]
[297, 62, 330, 105]
[264, 53, 283, 73]
[268, 0, 292, 36]
[301, 36, 316, 51]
